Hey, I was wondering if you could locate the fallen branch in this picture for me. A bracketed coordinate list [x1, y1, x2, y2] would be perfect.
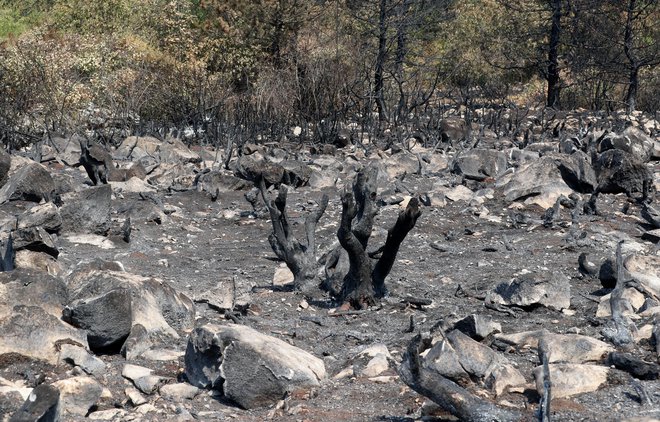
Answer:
[399, 334, 525, 422]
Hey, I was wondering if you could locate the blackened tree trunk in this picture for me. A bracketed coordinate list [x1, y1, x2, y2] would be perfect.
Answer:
[374, 0, 389, 121]
[338, 166, 422, 308]
[546, 0, 562, 109]
[258, 177, 328, 293]
[623, 0, 638, 113]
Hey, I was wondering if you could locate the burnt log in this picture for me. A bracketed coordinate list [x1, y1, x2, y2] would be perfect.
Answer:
[399, 334, 525, 422]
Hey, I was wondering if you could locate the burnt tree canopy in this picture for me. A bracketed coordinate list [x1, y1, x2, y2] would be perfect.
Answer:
[259, 165, 422, 308]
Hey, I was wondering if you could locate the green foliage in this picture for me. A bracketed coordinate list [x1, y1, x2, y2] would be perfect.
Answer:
[0, 0, 658, 151]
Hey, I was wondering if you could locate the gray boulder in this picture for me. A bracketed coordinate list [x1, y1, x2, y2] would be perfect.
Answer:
[0, 305, 88, 364]
[12, 227, 58, 259]
[235, 156, 285, 187]
[554, 151, 597, 193]
[497, 156, 574, 208]
[486, 271, 571, 311]
[452, 149, 507, 181]
[194, 170, 251, 196]
[59, 184, 111, 235]
[185, 324, 326, 409]
[17, 203, 62, 233]
[423, 330, 525, 396]
[598, 127, 655, 163]
[0, 162, 55, 204]
[63, 269, 195, 357]
[52, 376, 102, 417]
[0, 269, 68, 319]
[594, 149, 653, 199]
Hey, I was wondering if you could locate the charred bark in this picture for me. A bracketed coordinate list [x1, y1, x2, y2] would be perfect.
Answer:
[337, 166, 421, 308]
[258, 177, 328, 294]
[399, 334, 525, 422]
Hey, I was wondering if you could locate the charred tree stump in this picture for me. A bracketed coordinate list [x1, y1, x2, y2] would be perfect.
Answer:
[337, 166, 421, 308]
[399, 334, 524, 422]
[258, 177, 328, 294]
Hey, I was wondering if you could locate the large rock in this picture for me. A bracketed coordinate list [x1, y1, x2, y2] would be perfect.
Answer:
[598, 127, 655, 163]
[16, 203, 62, 233]
[235, 156, 285, 187]
[486, 271, 571, 311]
[12, 227, 58, 259]
[194, 170, 252, 195]
[0, 269, 68, 320]
[533, 364, 609, 398]
[185, 324, 326, 409]
[624, 254, 660, 299]
[554, 151, 597, 193]
[0, 162, 55, 204]
[52, 376, 102, 417]
[452, 149, 507, 181]
[59, 184, 111, 235]
[594, 149, 653, 199]
[0, 305, 88, 364]
[423, 330, 525, 396]
[63, 269, 195, 357]
[540, 333, 614, 364]
[497, 156, 574, 208]
[0, 148, 10, 188]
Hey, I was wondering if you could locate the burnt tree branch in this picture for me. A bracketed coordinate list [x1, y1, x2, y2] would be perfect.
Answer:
[399, 334, 525, 422]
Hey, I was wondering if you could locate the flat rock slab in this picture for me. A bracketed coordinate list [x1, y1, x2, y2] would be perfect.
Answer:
[185, 324, 326, 409]
[533, 363, 609, 398]
[486, 272, 571, 311]
[541, 333, 614, 364]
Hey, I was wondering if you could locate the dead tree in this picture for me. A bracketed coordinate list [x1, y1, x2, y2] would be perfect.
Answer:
[258, 177, 328, 294]
[259, 165, 422, 308]
[337, 166, 421, 307]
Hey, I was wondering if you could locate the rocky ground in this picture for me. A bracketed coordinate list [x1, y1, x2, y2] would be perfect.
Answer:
[1, 112, 660, 421]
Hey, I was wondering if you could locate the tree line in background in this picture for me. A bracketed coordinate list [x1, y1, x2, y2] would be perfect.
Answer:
[0, 0, 657, 150]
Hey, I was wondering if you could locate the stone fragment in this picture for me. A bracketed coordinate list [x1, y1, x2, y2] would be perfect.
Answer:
[452, 149, 507, 181]
[17, 203, 62, 233]
[158, 383, 200, 401]
[58, 344, 106, 376]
